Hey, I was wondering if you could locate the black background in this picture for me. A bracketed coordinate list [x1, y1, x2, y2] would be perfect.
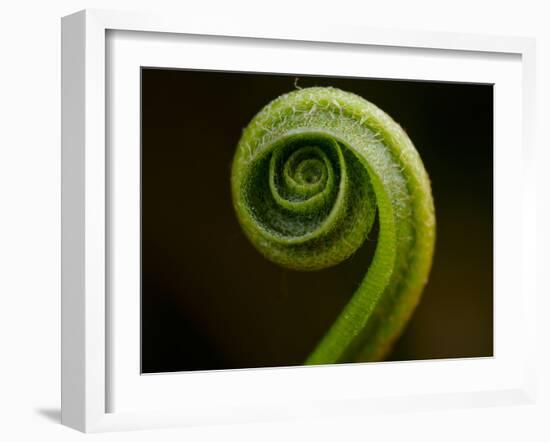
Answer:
[141, 68, 493, 373]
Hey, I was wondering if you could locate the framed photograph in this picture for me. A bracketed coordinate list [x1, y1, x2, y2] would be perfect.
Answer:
[61, 9, 537, 433]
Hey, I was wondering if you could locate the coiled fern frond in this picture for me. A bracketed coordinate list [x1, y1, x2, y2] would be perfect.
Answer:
[231, 87, 435, 364]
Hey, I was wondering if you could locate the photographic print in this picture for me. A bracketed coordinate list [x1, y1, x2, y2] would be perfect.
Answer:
[141, 69, 493, 373]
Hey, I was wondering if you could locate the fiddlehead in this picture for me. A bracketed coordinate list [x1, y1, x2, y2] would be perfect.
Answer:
[231, 87, 435, 364]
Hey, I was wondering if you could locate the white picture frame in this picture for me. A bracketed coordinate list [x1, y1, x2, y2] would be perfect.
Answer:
[61, 9, 537, 433]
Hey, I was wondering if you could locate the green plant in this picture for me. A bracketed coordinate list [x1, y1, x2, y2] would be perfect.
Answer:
[231, 87, 435, 364]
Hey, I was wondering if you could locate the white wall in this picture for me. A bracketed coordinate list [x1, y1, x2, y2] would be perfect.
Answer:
[0, 1, 548, 440]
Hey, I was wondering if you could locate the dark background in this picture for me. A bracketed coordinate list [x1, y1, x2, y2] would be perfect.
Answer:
[141, 68, 493, 373]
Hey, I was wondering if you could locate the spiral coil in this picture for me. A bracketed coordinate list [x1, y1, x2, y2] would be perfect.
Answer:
[231, 87, 435, 363]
